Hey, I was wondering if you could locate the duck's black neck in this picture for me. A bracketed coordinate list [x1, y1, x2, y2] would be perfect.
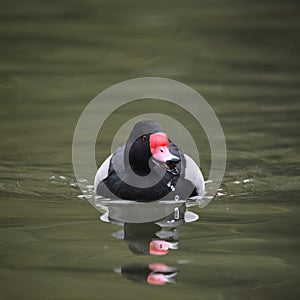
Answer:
[129, 154, 152, 176]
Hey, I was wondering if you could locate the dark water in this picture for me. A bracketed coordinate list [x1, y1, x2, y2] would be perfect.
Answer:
[1, 0, 300, 299]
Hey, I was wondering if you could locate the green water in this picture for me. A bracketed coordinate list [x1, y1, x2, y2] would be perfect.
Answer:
[1, 0, 299, 299]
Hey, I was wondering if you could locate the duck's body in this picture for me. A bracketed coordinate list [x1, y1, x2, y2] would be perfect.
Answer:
[94, 121, 205, 201]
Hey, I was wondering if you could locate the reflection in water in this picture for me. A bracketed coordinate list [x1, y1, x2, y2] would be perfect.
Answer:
[97, 199, 199, 285]
[119, 222, 178, 255]
[117, 263, 178, 285]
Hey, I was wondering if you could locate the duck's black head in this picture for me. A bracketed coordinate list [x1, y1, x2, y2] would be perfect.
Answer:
[126, 121, 181, 176]
[128, 133, 152, 176]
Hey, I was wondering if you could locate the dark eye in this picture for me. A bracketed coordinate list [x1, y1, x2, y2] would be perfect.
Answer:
[141, 135, 147, 141]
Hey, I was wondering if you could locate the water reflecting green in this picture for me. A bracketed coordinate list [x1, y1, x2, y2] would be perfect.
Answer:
[1, 0, 299, 299]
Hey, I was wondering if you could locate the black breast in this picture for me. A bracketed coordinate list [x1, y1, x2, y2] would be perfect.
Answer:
[97, 141, 196, 201]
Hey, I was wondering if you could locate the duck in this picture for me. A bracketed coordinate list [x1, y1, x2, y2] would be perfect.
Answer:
[94, 120, 205, 201]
